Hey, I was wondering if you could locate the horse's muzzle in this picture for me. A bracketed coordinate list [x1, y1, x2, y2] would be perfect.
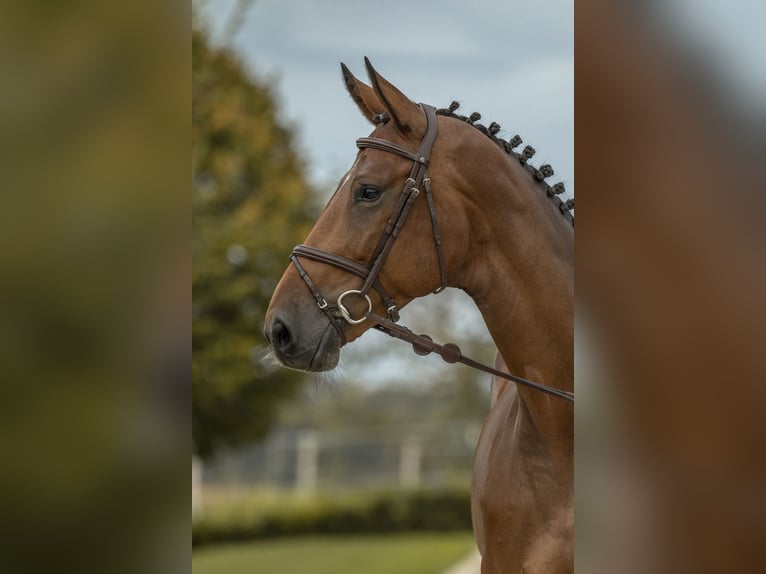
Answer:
[263, 311, 341, 371]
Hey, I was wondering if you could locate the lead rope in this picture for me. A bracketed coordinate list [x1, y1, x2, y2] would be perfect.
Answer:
[365, 312, 574, 403]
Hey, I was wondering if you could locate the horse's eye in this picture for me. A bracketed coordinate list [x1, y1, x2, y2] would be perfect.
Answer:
[357, 186, 381, 203]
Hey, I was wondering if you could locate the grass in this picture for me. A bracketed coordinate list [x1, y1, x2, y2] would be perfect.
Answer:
[192, 532, 476, 574]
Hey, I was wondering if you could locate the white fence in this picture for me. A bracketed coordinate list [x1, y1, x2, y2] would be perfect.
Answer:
[197, 418, 483, 497]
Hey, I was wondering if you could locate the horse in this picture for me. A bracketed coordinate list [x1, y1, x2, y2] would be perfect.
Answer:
[264, 58, 574, 573]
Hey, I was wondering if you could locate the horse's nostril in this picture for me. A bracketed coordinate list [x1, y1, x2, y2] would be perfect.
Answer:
[271, 318, 292, 352]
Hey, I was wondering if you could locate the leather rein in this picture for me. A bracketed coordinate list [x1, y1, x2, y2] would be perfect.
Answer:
[290, 104, 574, 403]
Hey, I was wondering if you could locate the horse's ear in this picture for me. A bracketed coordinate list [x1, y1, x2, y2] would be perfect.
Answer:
[364, 57, 425, 139]
[341, 62, 384, 125]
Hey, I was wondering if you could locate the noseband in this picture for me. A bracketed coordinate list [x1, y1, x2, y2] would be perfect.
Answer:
[290, 104, 445, 345]
[288, 104, 574, 403]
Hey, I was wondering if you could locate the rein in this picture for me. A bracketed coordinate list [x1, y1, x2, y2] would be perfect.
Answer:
[290, 104, 574, 404]
[366, 313, 575, 403]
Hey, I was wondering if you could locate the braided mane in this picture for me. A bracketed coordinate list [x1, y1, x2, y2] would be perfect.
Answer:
[434, 101, 574, 227]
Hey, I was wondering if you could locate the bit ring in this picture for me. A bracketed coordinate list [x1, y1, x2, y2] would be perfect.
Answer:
[337, 290, 372, 325]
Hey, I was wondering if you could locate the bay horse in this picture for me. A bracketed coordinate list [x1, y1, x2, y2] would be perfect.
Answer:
[264, 59, 573, 573]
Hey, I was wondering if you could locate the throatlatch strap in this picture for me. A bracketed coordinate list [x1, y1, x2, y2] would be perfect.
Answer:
[423, 177, 446, 293]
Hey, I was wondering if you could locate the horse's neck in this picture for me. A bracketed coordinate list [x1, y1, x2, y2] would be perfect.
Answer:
[461, 161, 573, 444]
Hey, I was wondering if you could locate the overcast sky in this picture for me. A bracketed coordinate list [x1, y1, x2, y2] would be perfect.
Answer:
[200, 0, 574, 194]
[198, 1, 765, 195]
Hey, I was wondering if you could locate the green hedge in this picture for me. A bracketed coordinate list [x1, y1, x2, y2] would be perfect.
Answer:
[193, 489, 472, 547]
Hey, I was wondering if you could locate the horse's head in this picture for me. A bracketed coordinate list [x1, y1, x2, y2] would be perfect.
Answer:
[264, 59, 474, 371]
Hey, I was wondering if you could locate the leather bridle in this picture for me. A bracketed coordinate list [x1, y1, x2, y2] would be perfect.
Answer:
[289, 104, 574, 403]
[290, 104, 444, 343]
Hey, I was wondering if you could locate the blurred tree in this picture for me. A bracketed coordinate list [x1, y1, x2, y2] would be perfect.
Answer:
[192, 23, 314, 458]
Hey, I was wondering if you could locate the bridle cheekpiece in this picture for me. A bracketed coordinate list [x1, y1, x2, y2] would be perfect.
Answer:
[290, 103, 445, 345]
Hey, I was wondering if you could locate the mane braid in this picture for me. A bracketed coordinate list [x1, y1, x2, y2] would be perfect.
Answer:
[435, 102, 574, 227]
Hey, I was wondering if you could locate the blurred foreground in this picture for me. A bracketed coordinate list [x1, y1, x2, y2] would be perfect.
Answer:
[0, 2, 187, 573]
[576, 1, 766, 572]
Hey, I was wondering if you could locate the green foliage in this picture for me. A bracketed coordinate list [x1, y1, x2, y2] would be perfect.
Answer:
[192, 24, 315, 458]
[192, 489, 473, 547]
